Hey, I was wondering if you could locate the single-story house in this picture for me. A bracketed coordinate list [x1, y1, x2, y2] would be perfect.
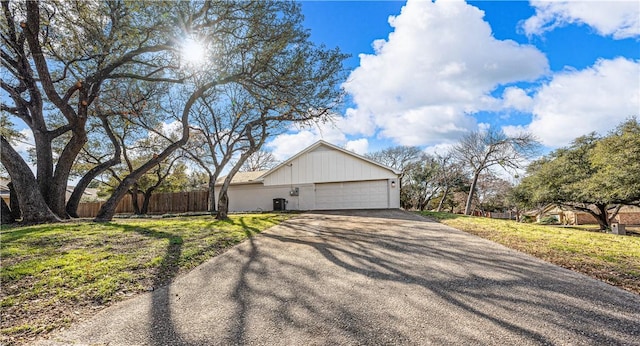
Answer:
[215, 140, 401, 212]
[563, 206, 640, 225]
[529, 204, 640, 225]
[0, 177, 100, 206]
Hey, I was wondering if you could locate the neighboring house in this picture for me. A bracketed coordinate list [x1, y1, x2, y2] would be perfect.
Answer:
[530, 204, 640, 225]
[563, 206, 640, 225]
[67, 186, 100, 202]
[215, 140, 401, 212]
[0, 178, 100, 206]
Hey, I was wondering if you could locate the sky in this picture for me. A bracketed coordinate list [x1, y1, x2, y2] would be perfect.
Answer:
[265, 0, 640, 161]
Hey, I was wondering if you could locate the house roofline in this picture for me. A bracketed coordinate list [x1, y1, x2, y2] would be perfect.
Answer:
[257, 140, 401, 180]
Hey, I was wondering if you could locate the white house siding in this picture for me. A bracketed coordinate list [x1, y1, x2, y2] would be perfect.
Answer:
[215, 183, 316, 212]
[263, 146, 397, 186]
[218, 180, 400, 212]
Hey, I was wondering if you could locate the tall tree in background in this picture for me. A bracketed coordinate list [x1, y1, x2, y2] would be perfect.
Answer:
[215, 122, 269, 220]
[365, 146, 421, 209]
[474, 173, 514, 213]
[240, 150, 279, 172]
[453, 128, 539, 215]
[402, 154, 441, 210]
[185, 86, 268, 213]
[434, 152, 467, 212]
[365, 146, 422, 180]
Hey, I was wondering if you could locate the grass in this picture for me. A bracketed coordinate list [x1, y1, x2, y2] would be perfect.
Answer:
[419, 211, 640, 295]
[0, 213, 291, 345]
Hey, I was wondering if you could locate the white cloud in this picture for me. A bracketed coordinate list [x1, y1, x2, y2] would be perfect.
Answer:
[522, 1, 640, 39]
[502, 87, 534, 112]
[344, 138, 369, 155]
[422, 142, 456, 156]
[501, 124, 528, 139]
[265, 122, 348, 161]
[343, 0, 548, 147]
[526, 57, 640, 147]
[266, 131, 318, 161]
[160, 120, 184, 137]
[335, 108, 376, 137]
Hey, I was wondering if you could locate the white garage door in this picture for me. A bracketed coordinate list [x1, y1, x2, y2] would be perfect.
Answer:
[315, 180, 389, 210]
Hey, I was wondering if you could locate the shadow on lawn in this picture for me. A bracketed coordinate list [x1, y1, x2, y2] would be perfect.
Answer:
[103, 223, 191, 345]
[106, 218, 263, 346]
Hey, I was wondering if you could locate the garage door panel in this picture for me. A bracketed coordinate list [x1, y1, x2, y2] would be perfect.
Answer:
[315, 180, 388, 210]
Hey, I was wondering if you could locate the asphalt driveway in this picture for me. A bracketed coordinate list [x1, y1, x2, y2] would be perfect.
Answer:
[37, 210, 640, 345]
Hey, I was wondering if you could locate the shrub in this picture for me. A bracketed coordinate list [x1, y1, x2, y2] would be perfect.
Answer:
[539, 215, 560, 225]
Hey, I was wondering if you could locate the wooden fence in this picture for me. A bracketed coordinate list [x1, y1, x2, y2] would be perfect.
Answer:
[76, 190, 209, 218]
[486, 211, 517, 220]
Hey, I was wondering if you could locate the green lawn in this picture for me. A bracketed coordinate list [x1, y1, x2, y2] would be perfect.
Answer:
[420, 211, 640, 295]
[0, 214, 291, 345]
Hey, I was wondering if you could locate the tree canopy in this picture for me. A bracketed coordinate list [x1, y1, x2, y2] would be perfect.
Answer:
[1, 0, 346, 224]
[452, 128, 540, 215]
[514, 117, 640, 229]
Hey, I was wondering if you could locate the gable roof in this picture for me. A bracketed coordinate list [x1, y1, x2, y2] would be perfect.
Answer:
[258, 140, 401, 180]
[215, 170, 267, 186]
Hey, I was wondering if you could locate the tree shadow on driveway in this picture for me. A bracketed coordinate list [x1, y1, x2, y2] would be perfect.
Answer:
[37, 211, 640, 345]
[257, 211, 640, 345]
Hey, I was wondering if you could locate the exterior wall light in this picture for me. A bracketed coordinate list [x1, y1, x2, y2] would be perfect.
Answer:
[391, 180, 396, 188]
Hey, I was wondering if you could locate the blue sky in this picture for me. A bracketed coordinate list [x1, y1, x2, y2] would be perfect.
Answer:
[266, 0, 640, 160]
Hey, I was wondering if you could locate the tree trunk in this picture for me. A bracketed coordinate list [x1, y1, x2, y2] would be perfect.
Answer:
[608, 204, 623, 226]
[216, 191, 229, 220]
[67, 116, 121, 218]
[464, 171, 480, 215]
[66, 159, 111, 217]
[48, 130, 87, 219]
[436, 185, 450, 212]
[208, 175, 216, 213]
[33, 132, 54, 209]
[0, 137, 60, 224]
[66, 159, 118, 217]
[141, 189, 155, 215]
[594, 203, 609, 231]
[1, 197, 15, 225]
[216, 144, 262, 220]
[130, 188, 142, 215]
[8, 182, 21, 220]
[95, 140, 188, 221]
[97, 176, 138, 221]
[23, 2, 89, 219]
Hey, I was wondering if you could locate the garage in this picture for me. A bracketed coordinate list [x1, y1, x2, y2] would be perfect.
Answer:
[216, 140, 401, 211]
[315, 180, 390, 210]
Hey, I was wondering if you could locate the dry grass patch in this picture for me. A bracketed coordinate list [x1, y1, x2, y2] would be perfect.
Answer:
[0, 214, 291, 345]
[420, 212, 640, 295]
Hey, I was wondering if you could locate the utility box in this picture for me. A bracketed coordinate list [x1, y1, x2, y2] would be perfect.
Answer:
[273, 198, 286, 211]
[611, 223, 626, 235]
